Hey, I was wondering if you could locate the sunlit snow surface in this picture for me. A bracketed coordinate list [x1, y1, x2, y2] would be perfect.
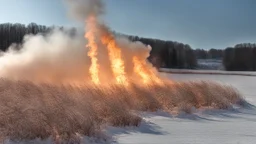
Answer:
[5, 71, 256, 144]
[108, 72, 256, 144]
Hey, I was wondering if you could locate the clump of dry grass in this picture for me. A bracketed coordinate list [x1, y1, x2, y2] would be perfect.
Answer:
[0, 79, 244, 142]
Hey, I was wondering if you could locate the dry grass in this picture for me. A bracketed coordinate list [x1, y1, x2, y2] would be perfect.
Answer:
[0, 79, 244, 142]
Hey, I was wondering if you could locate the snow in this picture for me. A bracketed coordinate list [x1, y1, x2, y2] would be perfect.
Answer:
[159, 68, 256, 76]
[5, 71, 256, 144]
[197, 59, 224, 70]
[109, 108, 256, 144]
[108, 72, 256, 144]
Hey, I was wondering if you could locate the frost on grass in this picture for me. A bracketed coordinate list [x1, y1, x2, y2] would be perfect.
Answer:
[0, 79, 244, 142]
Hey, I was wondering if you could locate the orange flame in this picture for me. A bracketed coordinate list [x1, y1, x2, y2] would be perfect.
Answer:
[101, 30, 128, 85]
[84, 15, 163, 86]
[85, 16, 100, 84]
[133, 56, 162, 85]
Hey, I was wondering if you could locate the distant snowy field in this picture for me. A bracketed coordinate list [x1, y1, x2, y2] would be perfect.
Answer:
[108, 71, 256, 144]
[160, 68, 256, 76]
[197, 59, 224, 70]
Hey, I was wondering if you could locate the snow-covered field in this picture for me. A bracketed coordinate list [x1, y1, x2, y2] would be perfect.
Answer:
[107, 72, 256, 144]
[4, 71, 256, 144]
[197, 59, 224, 70]
[159, 68, 256, 76]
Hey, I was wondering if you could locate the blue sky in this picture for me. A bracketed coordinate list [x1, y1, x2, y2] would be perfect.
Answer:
[0, 0, 255, 49]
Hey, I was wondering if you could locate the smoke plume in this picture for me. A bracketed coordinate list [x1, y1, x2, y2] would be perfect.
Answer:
[0, 30, 91, 84]
[65, 0, 105, 21]
[0, 0, 161, 85]
[0, 1, 245, 142]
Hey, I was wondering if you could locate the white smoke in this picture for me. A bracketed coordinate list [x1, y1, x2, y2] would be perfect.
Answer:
[0, 29, 91, 84]
[116, 37, 153, 76]
[0, 0, 159, 84]
[65, 0, 105, 21]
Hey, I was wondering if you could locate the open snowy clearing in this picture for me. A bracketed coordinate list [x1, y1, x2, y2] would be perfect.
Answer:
[159, 68, 256, 77]
[107, 72, 256, 144]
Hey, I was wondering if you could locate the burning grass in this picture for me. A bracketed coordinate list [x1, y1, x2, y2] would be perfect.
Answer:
[0, 79, 244, 143]
[0, 0, 246, 143]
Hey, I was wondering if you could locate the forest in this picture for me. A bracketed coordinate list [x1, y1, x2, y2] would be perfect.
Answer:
[0, 23, 197, 69]
[194, 48, 223, 59]
[223, 43, 256, 71]
[0, 23, 255, 71]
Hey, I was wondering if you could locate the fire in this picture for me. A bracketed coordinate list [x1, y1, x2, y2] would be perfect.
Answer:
[101, 30, 128, 85]
[133, 56, 162, 84]
[85, 16, 100, 84]
[133, 57, 151, 84]
[84, 15, 162, 86]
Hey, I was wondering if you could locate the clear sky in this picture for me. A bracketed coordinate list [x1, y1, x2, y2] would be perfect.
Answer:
[0, 0, 255, 49]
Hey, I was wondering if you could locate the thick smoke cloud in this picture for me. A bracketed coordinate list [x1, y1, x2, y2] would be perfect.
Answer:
[65, 0, 105, 21]
[0, 0, 160, 85]
[0, 30, 91, 84]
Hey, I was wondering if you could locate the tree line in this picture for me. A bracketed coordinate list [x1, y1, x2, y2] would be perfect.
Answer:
[0, 23, 49, 51]
[0, 23, 197, 69]
[194, 48, 223, 59]
[223, 43, 256, 71]
[126, 35, 197, 69]
[0, 23, 76, 51]
[2, 23, 255, 71]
